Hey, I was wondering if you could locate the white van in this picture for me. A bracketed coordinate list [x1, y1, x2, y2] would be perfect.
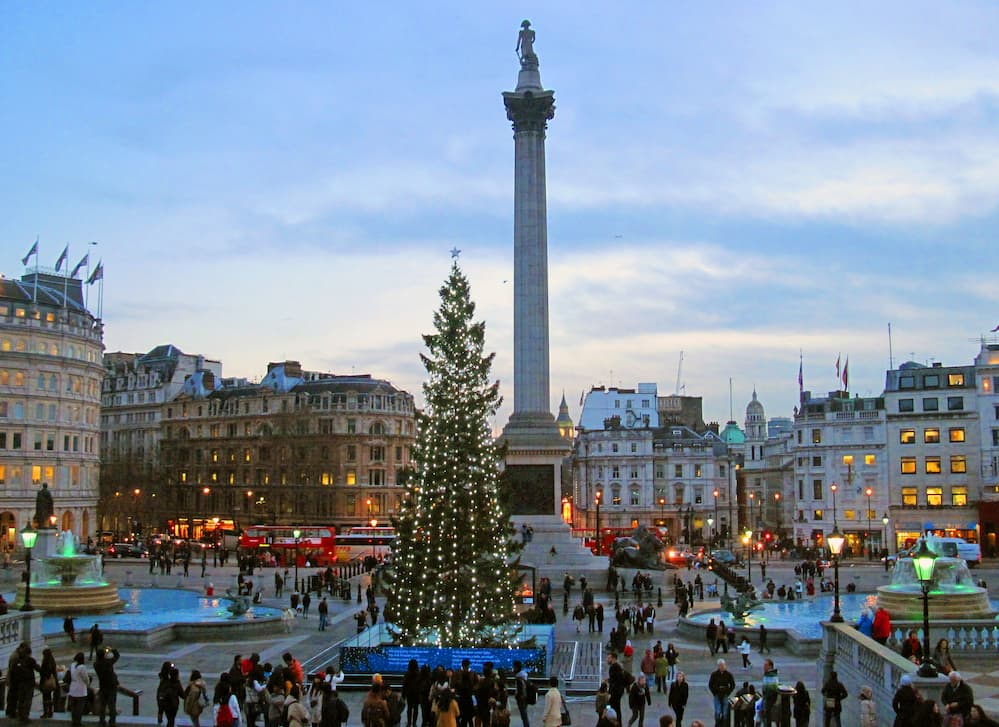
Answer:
[928, 536, 981, 567]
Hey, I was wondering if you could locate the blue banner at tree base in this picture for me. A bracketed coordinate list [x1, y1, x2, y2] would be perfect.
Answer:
[339, 623, 554, 676]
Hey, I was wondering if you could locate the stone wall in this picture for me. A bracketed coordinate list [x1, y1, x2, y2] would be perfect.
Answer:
[819, 621, 947, 724]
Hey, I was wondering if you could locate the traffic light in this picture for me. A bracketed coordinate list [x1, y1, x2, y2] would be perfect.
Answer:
[764, 531, 772, 542]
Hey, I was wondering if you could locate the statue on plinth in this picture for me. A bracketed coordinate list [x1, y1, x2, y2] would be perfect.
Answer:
[35, 482, 55, 529]
[516, 20, 538, 67]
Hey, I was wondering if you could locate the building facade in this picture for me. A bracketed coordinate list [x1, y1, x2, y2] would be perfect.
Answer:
[100, 344, 222, 537]
[0, 269, 104, 547]
[571, 383, 733, 546]
[792, 390, 889, 554]
[884, 361, 981, 550]
[739, 392, 794, 546]
[976, 343, 999, 555]
[159, 360, 416, 538]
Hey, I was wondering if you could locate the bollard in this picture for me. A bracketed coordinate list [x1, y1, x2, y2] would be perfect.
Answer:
[357, 582, 362, 603]
[777, 686, 795, 727]
[657, 587, 662, 607]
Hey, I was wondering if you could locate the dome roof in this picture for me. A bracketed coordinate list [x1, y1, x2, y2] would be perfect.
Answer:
[721, 420, 746, 444]
[746, 389, 764, 417]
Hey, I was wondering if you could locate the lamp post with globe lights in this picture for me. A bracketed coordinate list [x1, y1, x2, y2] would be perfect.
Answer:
[912, 539, 939, 677]
[20, 526, 38, 611]
[595, 491, 602, 555]
[827, 525, 845, 622]
[882, 513, 890, 556]
[293, 528, 301, 592]
[865, 487, 874, 559]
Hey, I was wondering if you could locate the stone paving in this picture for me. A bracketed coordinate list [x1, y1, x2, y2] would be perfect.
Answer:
[5, 556, 999, 725]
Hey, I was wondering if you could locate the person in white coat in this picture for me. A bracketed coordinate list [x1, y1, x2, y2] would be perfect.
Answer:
[67, 652, 91, 727]
[542, 677, 563, 727]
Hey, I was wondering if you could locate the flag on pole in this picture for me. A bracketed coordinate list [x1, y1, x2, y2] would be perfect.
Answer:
[835, 353, 841, 380]
[992, 324, 999, 333]
[842, 356, 849, 391]
[21, 239, 38, 266]
[55, 244, 69, 271]
[86, 260, 103, 285]
[70, 254, 89, 278]
[798, 360, 803, 393]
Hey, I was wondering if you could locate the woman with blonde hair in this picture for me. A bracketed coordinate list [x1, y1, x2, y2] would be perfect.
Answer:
[859, 686, 876, 727]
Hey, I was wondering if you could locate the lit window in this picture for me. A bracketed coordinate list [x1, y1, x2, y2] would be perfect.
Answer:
[901, 457, 917, 474]
[948, 373, 965, 387]
[321, 472, 332, 485]
[346, 471, 356, 485]
[924, 429, 940, 444]
[844, 510, 855, 520]
[925, 457, 942, 474]
[813, 510, 824, 520]
[842, 455, 853, 466]
[951, 456, 967, 474]
[926, 487, 943, 507]
[630, 488, 640, 506]
[694, 464, 703, 478]
[901, 487, 918, 506]
[952, 486, 968, 506]
[865, 454, 876, 466]
[949, 428, 966, 443]
[811, 429, 822, 444]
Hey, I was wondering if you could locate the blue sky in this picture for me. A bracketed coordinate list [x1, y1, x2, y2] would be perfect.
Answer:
[2, 2, 998, 429]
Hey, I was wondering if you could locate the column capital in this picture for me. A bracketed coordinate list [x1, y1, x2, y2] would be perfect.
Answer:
[503, 91, 555, 133]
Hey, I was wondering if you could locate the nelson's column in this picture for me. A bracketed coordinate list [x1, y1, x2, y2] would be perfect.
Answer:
[501, 21, 594, 571]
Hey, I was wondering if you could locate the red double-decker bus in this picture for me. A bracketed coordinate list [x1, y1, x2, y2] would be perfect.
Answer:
[238, 525, 337, 566]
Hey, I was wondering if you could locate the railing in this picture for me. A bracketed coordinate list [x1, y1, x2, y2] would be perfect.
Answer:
[820, 622, 946, 727]
[887, 620, 999, 653]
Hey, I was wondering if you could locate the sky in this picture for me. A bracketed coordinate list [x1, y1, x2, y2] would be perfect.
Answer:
[2, 2, 998, 431]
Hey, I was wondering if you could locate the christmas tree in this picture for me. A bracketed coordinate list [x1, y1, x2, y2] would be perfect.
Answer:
[386, 261, 519, 646]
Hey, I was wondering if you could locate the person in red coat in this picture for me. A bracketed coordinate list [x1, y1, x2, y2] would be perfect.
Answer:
[872, 606, 891, 645]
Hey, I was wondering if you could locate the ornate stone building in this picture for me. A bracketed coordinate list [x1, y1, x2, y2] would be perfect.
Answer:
[159, 360, 416, 538]
[0, 268, 103, 547]
[100, 344, 222, 536]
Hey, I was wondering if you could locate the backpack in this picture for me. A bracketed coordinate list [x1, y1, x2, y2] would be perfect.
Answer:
[523, 679, 538, 706]
[363, 701, 388, 727]
[216, 702, 235, 727]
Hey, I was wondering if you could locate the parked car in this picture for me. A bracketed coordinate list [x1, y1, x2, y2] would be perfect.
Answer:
[709, 549, 739, 566]
[107, 542, 147, 558]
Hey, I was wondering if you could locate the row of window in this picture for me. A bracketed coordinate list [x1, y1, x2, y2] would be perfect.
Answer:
[897, 396, 965, 413]
[0, 399, 89, 423]
[900, 455, 967, 474]
[165, 393, 413, 420]
[899, 427, 966, 444]
[175, 468, 391, 487]
[164, 417, 411, 439]
[798, 426, 879, 445]
[0, 335, 99, 363]
[0, 431, 96, 453]
[900, 486, 969, 507]
[898, 372, 966, 389]
[594, 462, 723, 479]
[0, 463, 84, 486]
[0, 372, 96, 396]
[167, 443, 407, 465]
[798, 454, 878, 467]
[592, 484, 720, 507]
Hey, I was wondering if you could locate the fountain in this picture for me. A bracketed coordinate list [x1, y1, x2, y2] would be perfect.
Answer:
[876, 538, 993, 620]
[13, 529, 124, 614]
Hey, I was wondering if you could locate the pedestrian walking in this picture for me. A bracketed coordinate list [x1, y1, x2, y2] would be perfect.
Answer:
[668, 672, 688, 727]
[318, 598, 329, 631]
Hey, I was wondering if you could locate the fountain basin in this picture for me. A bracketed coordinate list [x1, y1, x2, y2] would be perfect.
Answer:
[14, 581, 123, 614]
[877, 555, 993, 620]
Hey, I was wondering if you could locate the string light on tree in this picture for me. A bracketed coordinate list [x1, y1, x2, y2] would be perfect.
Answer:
[385, 259, 519, 647]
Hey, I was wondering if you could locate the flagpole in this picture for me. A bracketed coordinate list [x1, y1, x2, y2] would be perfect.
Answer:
[98, 273, 104, 321]
[33, 236, 39, 304]
[888, 323, 894, 370]
[62, 244, 70, 308]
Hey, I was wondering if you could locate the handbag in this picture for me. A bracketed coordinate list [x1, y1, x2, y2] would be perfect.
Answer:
[823, 697, 837, 710]
[560, 696, 571, 726]
[42, 675, 57, 692]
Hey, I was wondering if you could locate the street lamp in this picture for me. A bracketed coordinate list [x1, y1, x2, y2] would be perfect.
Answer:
[882, 513, 890, 555]
[827, 525, 845, 623]
[369, 518, 378, 557]
[658, 497, 666, 527]
[707, 517, 714, 546]
[774, 492, 782, 542]
[865, 487, 873, 559]
[20, 526, 38, 611]
[912, 539, 939, 677]
[293, 528, 301, 593]
[830, 483, 838, 527]
[712, 489, 719, 546]
[595, 492, 602, 555]
[748, 491, 755, 530]
[743, 529, 752, 581]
